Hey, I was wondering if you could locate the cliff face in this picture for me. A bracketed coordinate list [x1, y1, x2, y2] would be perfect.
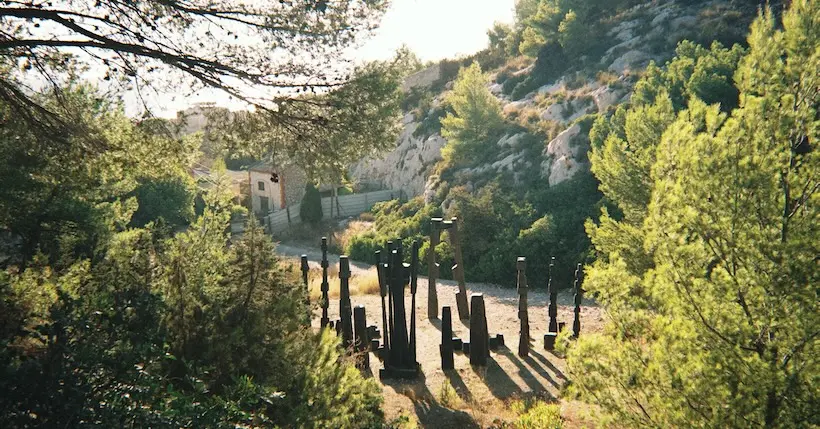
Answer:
[350, 0, 753, 197]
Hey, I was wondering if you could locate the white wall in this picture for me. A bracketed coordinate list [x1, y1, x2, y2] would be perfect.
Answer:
[249, 169, 282, 215]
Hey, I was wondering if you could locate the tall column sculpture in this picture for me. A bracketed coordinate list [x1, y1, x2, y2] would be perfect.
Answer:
[339, 256, 354, 348]
[440, 306, 454, 370]
[572, 263, 584, 338]
[409, 240, 419, 363]
[445, 217, 470, 320]
[427, 218, 443, 320]
[375, 250, 389, 351]
[320, 237, 330, 328]
[544, 256, 558, 350]
[516, 257, 530, 357]
[469, 294, 489, 366]
[379, 240, 420, 379]
[353, 305, 369, 369]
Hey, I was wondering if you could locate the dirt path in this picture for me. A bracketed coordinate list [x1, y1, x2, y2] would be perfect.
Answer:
[278, 241, 603, 428]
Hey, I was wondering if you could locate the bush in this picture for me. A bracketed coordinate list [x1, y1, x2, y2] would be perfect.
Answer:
[300, 183, 323, 224]
[130, 176, 195, 228]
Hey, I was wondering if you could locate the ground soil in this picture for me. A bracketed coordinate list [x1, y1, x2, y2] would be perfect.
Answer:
[277, 242, 604, 428]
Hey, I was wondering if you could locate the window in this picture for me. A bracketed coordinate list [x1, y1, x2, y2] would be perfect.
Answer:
[260, 196, 269, 213]
[257, 181, 265, 191]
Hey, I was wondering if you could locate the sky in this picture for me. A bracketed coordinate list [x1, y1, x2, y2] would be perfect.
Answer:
[144, 0, 516, 118]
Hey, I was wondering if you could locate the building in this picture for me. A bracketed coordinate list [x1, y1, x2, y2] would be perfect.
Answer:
[247, 161, 308, 218]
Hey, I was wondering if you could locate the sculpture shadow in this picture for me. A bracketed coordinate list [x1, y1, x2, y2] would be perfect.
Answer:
[529, 349, 566, 381]
[492, 349, 549, 398]
[387, 372, 480, 429]
[470, 356, 527, 400]
[444, 368, 475, 405]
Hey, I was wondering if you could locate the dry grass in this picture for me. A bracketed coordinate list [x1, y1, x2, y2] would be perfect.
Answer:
[438, 379, 461, 409]
[279, 260, 382, 300]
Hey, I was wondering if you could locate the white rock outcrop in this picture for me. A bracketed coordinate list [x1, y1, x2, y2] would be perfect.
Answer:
[541, 124, 588, 186]
[609, 50, 651, 73]
[350, 114, 445, 196]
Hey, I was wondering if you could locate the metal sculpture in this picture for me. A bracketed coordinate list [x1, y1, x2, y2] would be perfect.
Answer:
[428, 218, 443, 320]
[516, 257, 530, 357]
[409, 240, 419, 363]
[432, 217, 470, 320]
[572, 263, 584, 338]
[379, 239, 420, 379]
[354, 305, 369, 369]
[440, 306, 455, 370]
[339, 256, 354, 348]
[375, 249, 390, 353]
[320, 237, 330, 328]
[544, 256, 558, 351]
[300, 255, 310, 313]
[469, 294, 489, 366]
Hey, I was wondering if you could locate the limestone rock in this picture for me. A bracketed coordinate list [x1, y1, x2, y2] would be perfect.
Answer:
[592, 86, 623, 112]
[609, 50, 651, 74]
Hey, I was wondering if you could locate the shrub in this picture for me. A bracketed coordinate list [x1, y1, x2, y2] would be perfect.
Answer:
[300, 183, 323, 224]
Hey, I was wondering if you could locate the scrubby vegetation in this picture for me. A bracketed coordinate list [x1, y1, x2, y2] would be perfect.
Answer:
[0, 91, 385, 426]
[568, 1, 818, 426]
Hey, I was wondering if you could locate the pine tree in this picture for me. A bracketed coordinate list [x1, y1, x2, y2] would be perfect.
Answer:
[568, 1, 819, 427]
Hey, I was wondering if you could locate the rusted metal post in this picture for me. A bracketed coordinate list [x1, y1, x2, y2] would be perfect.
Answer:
[440, 306, 454, 370]
[469, 294, 489, 366]
[376, 250, 390, 351]
[572, 263, 584, 338]
[300, 254, 310, 319]
[447, 217, 470, 320]
[320, 237, 330, 328]
[354, 305, 369, 369]
[339, 256, 354, 348]
[516, 257, 530, 357]
[428, 218, 442, 320]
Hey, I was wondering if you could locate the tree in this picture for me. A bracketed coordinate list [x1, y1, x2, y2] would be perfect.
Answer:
[440, 62, 504, 168]
[300, 183, 323, 224]
[567, 2, 819, 426]
[0, 0, 387, 124]
[130, 175, 196, 229]
[0, 85, 197, 267]
[205, 54, 404, 181]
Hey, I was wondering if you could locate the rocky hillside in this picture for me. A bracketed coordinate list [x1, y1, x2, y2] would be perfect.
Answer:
[350, 0, 756, 197]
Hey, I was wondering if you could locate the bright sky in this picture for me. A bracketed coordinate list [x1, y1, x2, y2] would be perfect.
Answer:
[144, 0, 515, 117]
[357, 0, 516, 63]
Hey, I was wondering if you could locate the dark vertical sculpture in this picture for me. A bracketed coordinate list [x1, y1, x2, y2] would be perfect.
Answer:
[572, 263, 584, 338]
[409, 240, 419, 363]
[386, 240, 395, 347]
[544, 256, 558, 350]
[516, 257, 530, 357]
[469, 294, 489, 366]
[440, 306, 455, 370]
[379, 240, 420, 379]
[354, 305, 369, 369]
[446, 218, 470, 320]
[300, 254, 310, 305]
[339, 256, 354, 348]
[320, 237, 330, 328]
[428, 218, 443, 320]
[375, 250, 390, 352]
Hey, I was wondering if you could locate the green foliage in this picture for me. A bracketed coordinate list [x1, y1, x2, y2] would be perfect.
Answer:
[0, 85, 196, 267]
[632, 40, 746, 111]
[1, 187, 383, 427]
[300, 183, 324, 224]
[569, 2, 819, 426]
[130, 176, 196, 228]
[344, 197, 443, 267]
[440, 63, 504, 169]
